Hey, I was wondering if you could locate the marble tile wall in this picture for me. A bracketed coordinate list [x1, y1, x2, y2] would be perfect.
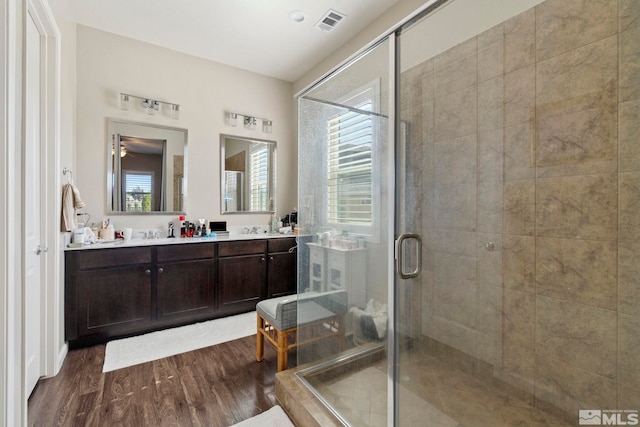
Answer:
[405, 0, 639, 418]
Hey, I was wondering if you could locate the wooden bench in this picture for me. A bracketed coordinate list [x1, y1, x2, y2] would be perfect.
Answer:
[256, 290, 347, 372]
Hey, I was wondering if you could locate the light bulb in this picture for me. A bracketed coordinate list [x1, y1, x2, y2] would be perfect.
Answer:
[120, 94, 129, 110]
[244, 116, 256, 130]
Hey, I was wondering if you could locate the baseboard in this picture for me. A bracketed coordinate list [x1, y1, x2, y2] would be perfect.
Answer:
[55, 343, 68, 376]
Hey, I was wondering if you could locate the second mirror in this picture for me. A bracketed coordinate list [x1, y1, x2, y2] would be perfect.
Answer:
[220, 134, 275, 214]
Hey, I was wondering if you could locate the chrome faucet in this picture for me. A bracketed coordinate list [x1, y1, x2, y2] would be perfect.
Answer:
[146, 229, 161, 239]
[250, 226, 258, 234]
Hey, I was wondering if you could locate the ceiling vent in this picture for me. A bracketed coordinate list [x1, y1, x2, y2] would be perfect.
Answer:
[315, 9, 346, 32]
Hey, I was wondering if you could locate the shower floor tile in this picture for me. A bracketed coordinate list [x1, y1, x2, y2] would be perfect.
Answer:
[299, 351, 572, 427]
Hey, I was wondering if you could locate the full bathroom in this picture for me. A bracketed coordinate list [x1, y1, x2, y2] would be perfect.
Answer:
[1, 0, 638, 426]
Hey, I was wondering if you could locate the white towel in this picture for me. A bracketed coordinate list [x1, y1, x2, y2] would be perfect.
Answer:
[61, 183, 86, 232]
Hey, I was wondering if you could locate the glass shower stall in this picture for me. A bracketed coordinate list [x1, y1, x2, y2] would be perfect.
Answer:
[294, 0, 639, 425]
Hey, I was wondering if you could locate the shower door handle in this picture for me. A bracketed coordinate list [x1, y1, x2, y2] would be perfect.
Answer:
[396, 233, 422, 279]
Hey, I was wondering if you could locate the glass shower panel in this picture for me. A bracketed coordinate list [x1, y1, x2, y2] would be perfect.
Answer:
[396, 0, 637, 426]
[297, 38, 393, 427]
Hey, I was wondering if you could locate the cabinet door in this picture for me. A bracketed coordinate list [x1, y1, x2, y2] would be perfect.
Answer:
[218, 254, 266, 313]
[309, 246, 325, 292]
[77, 265, 153, 339]
[268, 251, 296, 298]
[156, 259, 216, 323]
[327, 250, 347, 291]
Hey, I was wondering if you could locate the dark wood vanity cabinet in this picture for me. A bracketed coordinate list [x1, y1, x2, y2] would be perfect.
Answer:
[65, 237, 297, 347]
[216, 237, 297, 311]
[217, 240, 268, 314]
[267, 238, 297, 298]
[65, 247, 154, 346]
[156, 244, 216, 324]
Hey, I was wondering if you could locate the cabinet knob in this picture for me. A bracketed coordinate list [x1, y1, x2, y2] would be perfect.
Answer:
[144, 269, 151, 275]
[260, 257, 265, 262]
[158, 267, 164, 274]
[269, 256, 274, 262]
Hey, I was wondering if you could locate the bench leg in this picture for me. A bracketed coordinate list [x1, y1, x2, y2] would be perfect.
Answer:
[256, 314, 264, 362]
[276, 329, 288, 372]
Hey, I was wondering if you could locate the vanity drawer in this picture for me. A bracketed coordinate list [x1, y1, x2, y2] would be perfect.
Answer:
[218, 240, 267, 257]
[157, 242, 215, 262]
[268, 237, 296, 253]
[75, 247, 152, 270]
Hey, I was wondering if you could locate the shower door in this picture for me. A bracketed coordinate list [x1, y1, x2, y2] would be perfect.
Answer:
[297, 37, 395, 426]
[394, 0, 636, 425]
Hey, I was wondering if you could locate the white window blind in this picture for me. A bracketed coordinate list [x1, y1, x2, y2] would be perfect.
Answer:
[327, 98, 373, 225]
[124, 172, 153, 212]
[249, 143, 269, 211]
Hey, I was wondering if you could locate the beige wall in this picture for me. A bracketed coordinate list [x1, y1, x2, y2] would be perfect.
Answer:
[74, 25, 296, 231]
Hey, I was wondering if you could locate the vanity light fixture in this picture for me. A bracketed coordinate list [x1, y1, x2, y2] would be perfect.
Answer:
[244, 116, 257, 130]
[119, 93, 180, 119]
[226, 111, 272, 133]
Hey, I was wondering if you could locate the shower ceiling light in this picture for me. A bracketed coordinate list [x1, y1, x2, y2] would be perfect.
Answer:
[289, 10, 305, 23]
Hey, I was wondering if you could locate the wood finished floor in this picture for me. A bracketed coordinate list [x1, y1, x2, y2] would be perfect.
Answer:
[28, 335, 286, 427]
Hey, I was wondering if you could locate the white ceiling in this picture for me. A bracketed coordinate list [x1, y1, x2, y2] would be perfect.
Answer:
[57, 0, 400, 82]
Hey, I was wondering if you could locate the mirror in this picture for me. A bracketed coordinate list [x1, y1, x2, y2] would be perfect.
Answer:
[220, 134, 275, 214]
[107, 119, 187, 214]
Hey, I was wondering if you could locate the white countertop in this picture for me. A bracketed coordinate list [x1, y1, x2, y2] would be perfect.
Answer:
[65, 233, 298, 251]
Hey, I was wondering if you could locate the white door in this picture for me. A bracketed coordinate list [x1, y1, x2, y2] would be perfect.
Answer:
[25, 10, 43, 399]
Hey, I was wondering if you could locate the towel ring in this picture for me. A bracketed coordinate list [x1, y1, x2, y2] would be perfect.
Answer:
[62, 167, 73, 184]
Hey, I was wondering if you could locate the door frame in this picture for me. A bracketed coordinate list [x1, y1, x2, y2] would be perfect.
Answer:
[1, 0, 25, 424]
[1, 0, 61, 423]
[26, 0, 64, 380]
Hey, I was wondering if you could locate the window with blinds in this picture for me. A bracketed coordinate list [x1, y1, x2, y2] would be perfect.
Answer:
[249, 143, 269, 211]
[327, 97, 373, 226]
[124, 172, 153, 212]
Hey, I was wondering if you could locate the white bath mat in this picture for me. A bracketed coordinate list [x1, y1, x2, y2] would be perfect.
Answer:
[103, 311, 256, 372]
[229, 405, 294, 427]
